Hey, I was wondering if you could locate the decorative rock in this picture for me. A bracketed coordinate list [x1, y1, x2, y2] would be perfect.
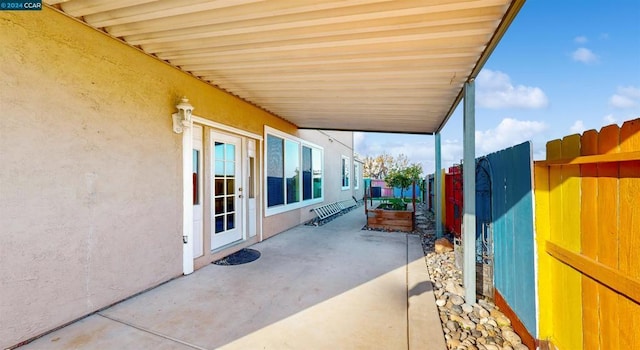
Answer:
[416, 208, 521, 350]
[460, 319, 476, 330]
[451, 295, 465, 306]
[435, 237, 454, 253]
[445, 280, 466, 296]
[496, 315, 512, 327]
[502, 330, 522, 345]
[462, 303, 474, 313]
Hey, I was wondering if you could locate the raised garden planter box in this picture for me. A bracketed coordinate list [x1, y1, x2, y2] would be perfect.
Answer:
[366, 203, 415, 232]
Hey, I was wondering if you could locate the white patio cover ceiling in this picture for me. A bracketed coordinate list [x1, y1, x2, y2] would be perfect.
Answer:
[45, 0, 524, 134]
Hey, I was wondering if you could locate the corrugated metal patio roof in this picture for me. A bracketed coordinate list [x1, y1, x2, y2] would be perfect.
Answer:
[45, 0, 524, 134]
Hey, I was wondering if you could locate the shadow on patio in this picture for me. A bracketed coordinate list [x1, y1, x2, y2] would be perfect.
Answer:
[19, 207, 444, 350]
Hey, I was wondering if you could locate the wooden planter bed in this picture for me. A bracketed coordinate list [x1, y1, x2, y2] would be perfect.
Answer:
[366, 203, 415, 232]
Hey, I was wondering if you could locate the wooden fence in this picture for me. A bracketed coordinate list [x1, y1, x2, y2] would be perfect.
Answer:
[534, 118, 640, 349]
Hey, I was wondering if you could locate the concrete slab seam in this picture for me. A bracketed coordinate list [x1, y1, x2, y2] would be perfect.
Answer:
[97, 313, 208, 350]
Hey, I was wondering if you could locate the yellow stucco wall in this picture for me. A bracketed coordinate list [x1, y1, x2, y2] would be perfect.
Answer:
[0, 7, 299, 348]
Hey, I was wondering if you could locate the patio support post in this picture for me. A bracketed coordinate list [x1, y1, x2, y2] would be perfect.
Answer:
[434, 132, 443, 238]
[463, 80, 476, 305]
[173, 97, 195, 275]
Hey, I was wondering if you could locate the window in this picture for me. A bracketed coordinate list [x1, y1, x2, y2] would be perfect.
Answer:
[267, 134, 284, 207]
[266, 128, 323, 215]
[354, 162, 360, 190]
[285, 139, 300, 204]
[341, 156, 350, 189]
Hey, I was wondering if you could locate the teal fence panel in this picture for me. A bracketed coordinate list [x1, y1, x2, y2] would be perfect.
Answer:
[482, 141, 536, 337]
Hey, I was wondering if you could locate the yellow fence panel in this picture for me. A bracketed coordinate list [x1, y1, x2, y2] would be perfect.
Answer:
[618, 119, 640, 348]
[597, 125, 620, 349]
[535, 118, 640, 349]
[580, 129, 599, 350]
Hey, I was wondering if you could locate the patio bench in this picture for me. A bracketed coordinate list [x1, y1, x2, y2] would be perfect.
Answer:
[312, 202, 343, 221]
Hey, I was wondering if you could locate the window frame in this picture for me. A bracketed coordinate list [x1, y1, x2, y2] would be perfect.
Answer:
[341, 155, 350, 190]
[354, 161, 360, 190]
[264, 126, 324, 216]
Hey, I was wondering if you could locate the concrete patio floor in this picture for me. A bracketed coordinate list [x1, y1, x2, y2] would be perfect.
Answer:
[19, 207, 445, 350]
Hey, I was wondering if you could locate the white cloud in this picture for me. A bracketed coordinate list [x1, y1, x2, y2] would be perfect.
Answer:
[572, 47, 598, 64]
[609, 86, 640, 108]
[574, 36, 588, 43]
[355, 118, 550, 174]
[475, 118, 548, 156]
[570, 120, 586, 134]
[476, 69, 549, 109]
[603, 114, 617, 124]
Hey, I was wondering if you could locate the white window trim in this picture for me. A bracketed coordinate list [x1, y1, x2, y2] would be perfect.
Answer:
[341, 155, 350, 190]
[354, 162, 360, 190]
[264, 126, 324, 216]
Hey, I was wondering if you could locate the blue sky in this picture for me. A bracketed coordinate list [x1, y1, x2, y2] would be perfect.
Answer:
[355, 1, 640, 174]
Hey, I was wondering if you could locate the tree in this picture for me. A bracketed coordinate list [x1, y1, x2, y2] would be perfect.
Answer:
[384, 163, 423, 199]
[362, 152, 394, 179]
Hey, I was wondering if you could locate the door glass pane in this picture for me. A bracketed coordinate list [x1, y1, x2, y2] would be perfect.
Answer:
[249, 157, 255, 199]
[193, 149, 200, 205]
[226, 197, 234, 212]
[227, 213, 235, 230]
[215, 179, 224, 195]
[215, 198, 224, 214]
[215, 142, 224, 160]
[215, 161, 224, 176]
[225, 161, 235, 176]
[227, 178, 235, 195]
[215, 216, 224, 233]
[226, 144, 235, 161]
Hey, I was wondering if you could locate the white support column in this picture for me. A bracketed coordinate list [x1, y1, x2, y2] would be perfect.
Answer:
[463, 80, 476, 305]
[173, 97, 195, 275]
[181, 123, 194, 275]
[434, 132, 443, 238]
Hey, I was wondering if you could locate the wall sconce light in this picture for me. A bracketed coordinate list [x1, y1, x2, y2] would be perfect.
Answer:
[172, 97, 194, 134]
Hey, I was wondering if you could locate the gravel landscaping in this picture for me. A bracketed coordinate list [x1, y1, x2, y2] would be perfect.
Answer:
[414, 206, 530, 350]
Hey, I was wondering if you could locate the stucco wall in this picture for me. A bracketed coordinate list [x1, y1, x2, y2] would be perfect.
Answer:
[0, 8, 296, 348]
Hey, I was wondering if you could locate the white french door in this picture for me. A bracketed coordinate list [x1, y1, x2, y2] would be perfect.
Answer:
[210, 131, 243, 250]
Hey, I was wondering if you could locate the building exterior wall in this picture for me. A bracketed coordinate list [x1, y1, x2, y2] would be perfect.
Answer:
[0, 8, 351, 348]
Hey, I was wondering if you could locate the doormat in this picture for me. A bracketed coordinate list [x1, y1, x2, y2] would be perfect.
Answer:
[212, 248, 261, 266]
